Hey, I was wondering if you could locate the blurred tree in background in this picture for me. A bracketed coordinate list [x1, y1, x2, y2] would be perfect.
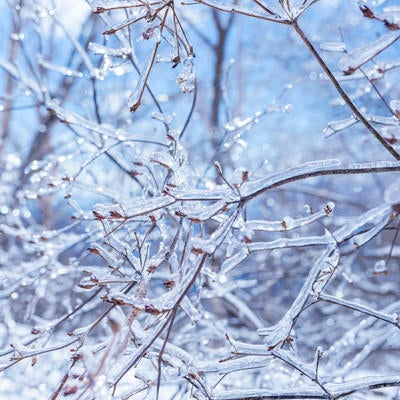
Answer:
[1, 1, 400, 399]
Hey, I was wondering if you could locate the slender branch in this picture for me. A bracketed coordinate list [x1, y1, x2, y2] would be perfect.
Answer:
[292, 20, 400, 160]
[156, 308, 177, 400]
[243, 162, 400, 202]
[272, 350, 331, 397]
[318, 293, 400, 328]
[191, 0, 291, 25]
[49, 357, 78, 400]
[0, 18, 17, 160]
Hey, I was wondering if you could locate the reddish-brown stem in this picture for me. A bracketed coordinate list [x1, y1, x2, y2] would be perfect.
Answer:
[292, 20, 400, 161]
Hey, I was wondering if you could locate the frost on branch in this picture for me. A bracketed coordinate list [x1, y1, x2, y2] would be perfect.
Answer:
[339, 31, 400, 75]
[1, 0, 400, 399]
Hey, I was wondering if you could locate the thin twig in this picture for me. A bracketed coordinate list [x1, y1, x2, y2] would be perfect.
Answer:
[292, 20, 400, 160]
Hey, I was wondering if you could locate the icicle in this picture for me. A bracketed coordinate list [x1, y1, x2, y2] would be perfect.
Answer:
[128, 42, 159, 112]
[94, 195, 174, 218]
[176, 58, 195, 93]
[191, 212, 238, 254]
[150, 151, 177, 171]
[37, 56, 83, 78]
[88, 42, 130, 57]
[320, 41, 346, 52]
[179, 199, 228, 222]
[221, 246, 249, 273]
[151, 111, 175, 124]
[323, 116, 357, 137]
[242, 159, 341, 198]
[243, 202, 334, 232]
[339, 31, 400, 74]
[333, 205, 392, 244]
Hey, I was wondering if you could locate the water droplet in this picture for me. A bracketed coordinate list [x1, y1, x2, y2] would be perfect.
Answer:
[0, 206, 9, 215]
[10, 32, 24, 41]
[113, 66, 125, 76]
[282, 216, 294, 230]
[23, 210, 31, 218]
[38, 383, 47, 392]
[24, 191, 37, 200]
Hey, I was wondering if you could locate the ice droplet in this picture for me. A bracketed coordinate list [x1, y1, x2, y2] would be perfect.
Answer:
[0, 206, 9, 215]
[218, 273, 228, 284]
[373, 260, 387, 275]
[282, 216, 294, 230]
